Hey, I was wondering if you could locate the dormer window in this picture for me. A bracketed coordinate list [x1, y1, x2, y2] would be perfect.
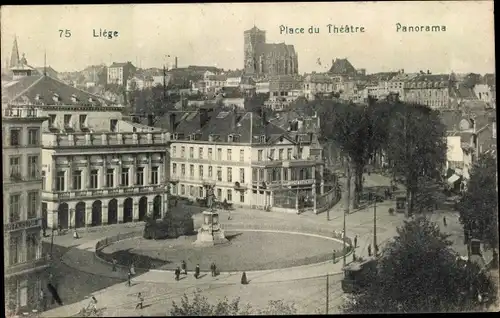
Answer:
[209, 134, 219, 142]
[228, 135, 234, 142]
[52, 93, 60, 102]
[71, 94, 79, 103]
[35, 94, 42, 101]
[88, 97, 94, 103]
[260, 135, 266, 143]
[192, 133, 201, 140]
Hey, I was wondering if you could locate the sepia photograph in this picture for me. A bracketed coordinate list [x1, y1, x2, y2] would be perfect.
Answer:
[1, 2, 498, 316]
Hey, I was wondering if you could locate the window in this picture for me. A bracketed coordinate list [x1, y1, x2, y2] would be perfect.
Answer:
[28, 129, 39, 146]
[10, 129, 20, 146]
[259, 168, 264, 180]
[110, 119, 118, 132]
[199, 147, 203, 159]
[171, 184, 177, 195]
[287, 148, 292, 160]
[9, 194, 21, 222]
[227, 189, 233, 202]
[106, 169, 114, 187]
[227, 149, 232, 161]
[190, 164, 195, 177]
[189, 147, 194, 159]
[208, 148, 213, 160]
[240, 149, 244, 162]
[73, 170, 82, 190]
[190, 185, 195, 196]
[90, 169, 99, 188]
[199, 165, 204, 178]
[217, 148, 222, 161]
[240, 192, 245, 203]
[28, 156, 39, 179]
[10, 157, 20, 178]
[217, 188, 222, 200]
[172, 163, 177, 175]
[41, 171, 46, 190]
[199, 187, 204, 197]
[217, 167, 222, 181]
[9, 236, 20, 265]
[26, 232, 39, 261]
[136, 167, 144, 185]
[172, 146, 177, 157]
[181, 184, 185, 195]
[181, 146, 185, 158]
[284, 168, 289, 181]
[181, 164, 186, 176]
[121, 168, 129, 186]
[279, 149, 284, 160]
[227, 167, 232, 182]
[208, 166, 213, 178]
[240, 168, 245, 183]
[48, 114, 56, 127]
[64, 114, 72, 127]
[151, 166, 159, 184]
[79, 114, 88, 127]
[258, 150, 263, 161]
[269, 149, 275, 160]
[56, 171, 65, 191]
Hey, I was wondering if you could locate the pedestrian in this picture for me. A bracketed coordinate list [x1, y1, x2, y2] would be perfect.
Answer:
[73, 229, 79, 239]
[175, 267, 180, 281]
[443, 216, 447, 227]
[210, 262, 216, 277]
[130, 262, 136, 276]
[194, 264, 200, 279]
[127, 270, 132, 287]
[375, 244, 379, 256]
[135, 292, 144, 310]
[368, 244, 372, 257]
[228, 210, 232, 220]
[88, 296, 98, 314]
[354, 235, 358, 248]
[332, 250, 336, 263]
[213, 262, 218, 277]
[58, 224, 63, 236]
[112, 258, 117, 272]
[39, 289, 46, 311]
[181, 260, 187, 275]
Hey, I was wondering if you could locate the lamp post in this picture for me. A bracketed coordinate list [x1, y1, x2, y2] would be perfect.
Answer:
[372, 192, 377, 256]
[343, 157, 351, 268]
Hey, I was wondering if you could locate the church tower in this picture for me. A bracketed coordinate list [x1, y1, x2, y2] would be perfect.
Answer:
[243, 26, 265, 75]
[9, 36, 20, 68]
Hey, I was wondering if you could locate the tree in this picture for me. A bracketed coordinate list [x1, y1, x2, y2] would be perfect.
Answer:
[170, 291, 296, 316]
[383, 103, 447, 216]
[342, 217, 497, 313]
[458, 153, 498, 261]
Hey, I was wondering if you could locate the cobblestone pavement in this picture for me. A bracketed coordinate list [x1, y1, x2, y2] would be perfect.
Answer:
[41, 173, 484, 317]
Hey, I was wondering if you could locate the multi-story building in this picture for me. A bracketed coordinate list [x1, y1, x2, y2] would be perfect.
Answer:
[303, 73, 335, 101]
[168, 108, 324, 212]
[404, 74, 454, 109]
[244, 26, 299, 76]
[2, 72, 170, 231]
[3, 106, 49, 315]
[265, 75, 304, 110]
[385, 71, 419, 101]
[107, 61, 136, 86]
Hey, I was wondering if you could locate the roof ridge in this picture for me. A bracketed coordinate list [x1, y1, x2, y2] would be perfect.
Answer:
[10, 75, 45, 102]
[49, 75, 118, 105]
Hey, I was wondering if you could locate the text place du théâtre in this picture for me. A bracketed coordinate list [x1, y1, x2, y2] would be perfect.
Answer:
[280, 25, 366, 34]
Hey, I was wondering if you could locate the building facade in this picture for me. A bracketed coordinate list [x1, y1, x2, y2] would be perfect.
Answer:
[3, 107, 49, 315]
[107, 61, 136, 86]
[303, 73, 336, 101]
[244, 26, 299, 76]
[2, 73, 171, 231]
[168, 109, 324, 212]
[404, 74, 453, 109]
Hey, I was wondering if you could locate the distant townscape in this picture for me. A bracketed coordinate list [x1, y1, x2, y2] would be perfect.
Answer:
[2, 24, 497, 317]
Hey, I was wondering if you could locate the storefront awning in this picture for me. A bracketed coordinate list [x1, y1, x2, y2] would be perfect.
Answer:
[448, 174, 461, 184]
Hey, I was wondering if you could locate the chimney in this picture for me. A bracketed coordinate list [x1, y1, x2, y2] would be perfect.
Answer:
[427, 70, 430, 74]
[200, 108, 209, 128]
[147, 114, 154, 127]
[175, 57, 178, 69]
[169, 113, 177, 133]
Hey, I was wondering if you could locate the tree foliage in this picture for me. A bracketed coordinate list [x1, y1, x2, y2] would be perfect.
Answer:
[458, 153, 498, 250]
[170, 291, 296, 316]
[342, 217, 497, 313]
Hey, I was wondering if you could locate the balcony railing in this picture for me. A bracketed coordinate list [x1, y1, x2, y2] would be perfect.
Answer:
[5, 254, 50, 277]
[252, 157, 322, 167]
[45, 185, 166, 200]
[251, 178, 315, 187]
[4, 217, 42, 232]
[43, 132, 171, 148]
[3, 107, 43, 118]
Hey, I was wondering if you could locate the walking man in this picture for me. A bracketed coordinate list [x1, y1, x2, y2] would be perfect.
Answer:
[39, 289, 46, 311]
[332, 250, 336, 263]
[112, 258, 117, 272]
[213, 262, 217, 277]
[175, 267, 180, 281]
[181, 260, 187, 275]
[354, 235, 358, 248]
[127, 270, 132, 287]
[73, 229, 79, 239]
[130, 262, 136, 276]
[210, 262, 216, 277]
[368, 244, 372, 257]
[135, 292, 144, 310]
[194, 264, 200, 279]
[443, 216, 447, 227]
[375, 244, 379, 256]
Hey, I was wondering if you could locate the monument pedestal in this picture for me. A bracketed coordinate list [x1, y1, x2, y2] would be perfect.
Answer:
[193, 210, 228, 247]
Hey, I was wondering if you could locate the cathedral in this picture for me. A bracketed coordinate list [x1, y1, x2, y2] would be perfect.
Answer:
[244, 26, 298, 77]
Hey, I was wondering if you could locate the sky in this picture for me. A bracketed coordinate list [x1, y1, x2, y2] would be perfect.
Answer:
[1, 2, 495, 74]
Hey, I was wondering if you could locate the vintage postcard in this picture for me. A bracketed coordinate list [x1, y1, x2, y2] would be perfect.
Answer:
[1, 2, 497, 316]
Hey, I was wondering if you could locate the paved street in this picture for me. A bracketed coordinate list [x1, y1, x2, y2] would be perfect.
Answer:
[41, 173, 474, 317]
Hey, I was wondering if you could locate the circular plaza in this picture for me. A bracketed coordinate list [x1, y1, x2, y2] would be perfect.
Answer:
[99, 229, 345, 272]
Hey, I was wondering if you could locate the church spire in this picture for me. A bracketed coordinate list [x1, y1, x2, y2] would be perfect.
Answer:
[10, 35, 20, 68]
[44, 50, 47, 76]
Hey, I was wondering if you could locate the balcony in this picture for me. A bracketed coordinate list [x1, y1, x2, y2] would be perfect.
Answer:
[251, 178, 315, 188]
[3, 107, 44, 118]
[4, 217, 42, 232]
[43, 131, 171, 148]
[252, 157, 321, 168]
[5, 254, 50, 278]
[45, 185, 166, 200]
